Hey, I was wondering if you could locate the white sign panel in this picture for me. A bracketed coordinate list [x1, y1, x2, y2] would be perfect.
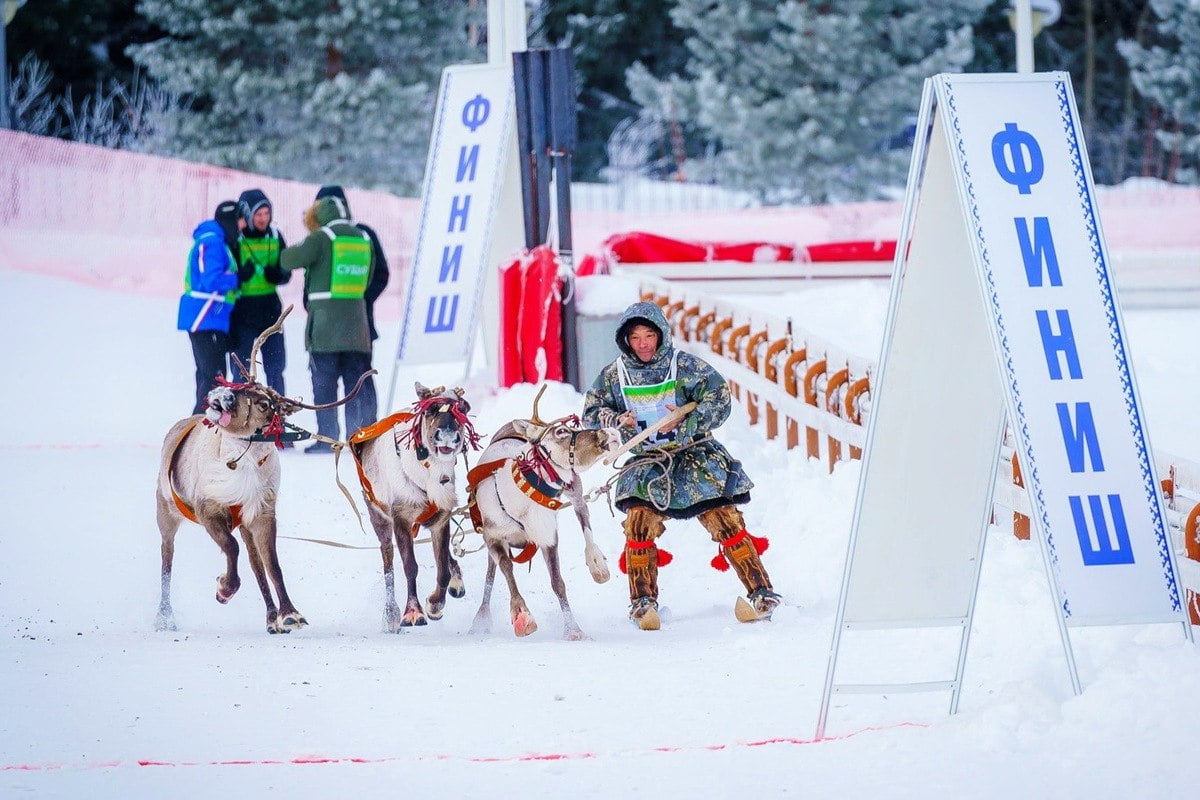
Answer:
[937, 73, 1181, 625]
[398, 63, 515, 363]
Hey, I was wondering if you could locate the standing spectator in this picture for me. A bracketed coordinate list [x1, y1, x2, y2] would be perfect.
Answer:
[178, 201, 241, 414]
[280, 196, 375, 453]
[315, 185, 388, 424]
[230, 188, 290, 395]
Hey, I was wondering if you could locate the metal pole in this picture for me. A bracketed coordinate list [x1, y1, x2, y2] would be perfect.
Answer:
[1014, 0, 1034, 74]
[1, 11, 11, 129]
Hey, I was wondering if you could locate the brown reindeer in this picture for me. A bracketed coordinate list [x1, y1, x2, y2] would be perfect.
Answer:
[467, 387, 621, 640]
[154, 309, 371, 633]
[349, 384, 481, 631]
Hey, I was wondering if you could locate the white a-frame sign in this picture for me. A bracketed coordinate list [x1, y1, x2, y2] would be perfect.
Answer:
[817, 73, 1191, 737]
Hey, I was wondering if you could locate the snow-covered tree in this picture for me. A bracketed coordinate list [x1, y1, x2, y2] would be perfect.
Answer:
[627, 0, 990, 204]
[1119, 0, 1200, 184]
[129, 0, 478, 194]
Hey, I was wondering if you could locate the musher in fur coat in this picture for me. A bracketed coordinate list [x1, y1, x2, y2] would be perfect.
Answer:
[231, 188, 290, 397]
[280, 196, 376, 453]
[582, 301, 782, 628]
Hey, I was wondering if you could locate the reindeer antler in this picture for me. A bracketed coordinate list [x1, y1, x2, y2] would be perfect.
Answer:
[247, 306, 294, 383]
[530, 384, 549, 425]
[288, 369, 378, 411]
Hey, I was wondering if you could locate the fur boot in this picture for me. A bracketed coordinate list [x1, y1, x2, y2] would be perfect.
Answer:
[698, 506, 775, 596]
[621, 505, 667, 604]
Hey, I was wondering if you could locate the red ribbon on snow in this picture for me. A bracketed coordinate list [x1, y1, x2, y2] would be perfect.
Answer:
[618, 538, 673, 573]
[710, 529, 769, 572]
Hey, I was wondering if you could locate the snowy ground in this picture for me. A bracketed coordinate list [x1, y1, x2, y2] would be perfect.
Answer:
[0, 269, 1196, 798]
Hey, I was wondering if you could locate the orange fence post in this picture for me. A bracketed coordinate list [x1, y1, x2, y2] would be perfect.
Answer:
[762, 337, 789, 441]
[679, 305, 701, 342]
[803, 358, 827, 464]
[824, 367, 850, 472]
[1185, 500, 1200, 626]
[1012, 454, 1031, 540]
[842, 375, 870, 460]
[711, 316, 735, 356]
[696, 310, 717, 345]
[782, 348, 807, 451]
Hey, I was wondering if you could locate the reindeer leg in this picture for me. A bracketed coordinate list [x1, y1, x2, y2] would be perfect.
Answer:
[239, 523, 280, 633]
[254, 513, 306, 633]
[543, 543, 584, 641]
[447, 553, 466, 599]
[155, 492, 180, 631]
[368, 503, 404, 633]
[565, 476, 610, 584]
[491, 543, 536, 637]
[198, 502, 240, 604]
[425, 515, 452, 621]
[469, 551, 497, 635]
[392, 508, 426, 627]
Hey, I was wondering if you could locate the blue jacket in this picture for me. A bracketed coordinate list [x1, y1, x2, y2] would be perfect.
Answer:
[177, 220, 239, 333]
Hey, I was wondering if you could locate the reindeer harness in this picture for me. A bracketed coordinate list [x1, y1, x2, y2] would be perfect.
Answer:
[465, 415, 585, 565]
[167, 419, 246, 527]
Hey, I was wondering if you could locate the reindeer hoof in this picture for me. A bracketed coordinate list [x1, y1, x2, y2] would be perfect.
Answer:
[469, 611, 492, 635]
[154, 613, 177, 632]
[278, 612, 307, 631]
[564, 627, 586, 641]
[512, 610, 537, 637]
[426, 604, 444, 621]
[400, 610, 427, 627]
[215, 577, 238, 604]
[448, 579, 466, 599]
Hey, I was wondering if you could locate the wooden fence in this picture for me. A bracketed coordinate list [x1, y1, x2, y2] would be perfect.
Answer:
[639, 278, 1200, 625]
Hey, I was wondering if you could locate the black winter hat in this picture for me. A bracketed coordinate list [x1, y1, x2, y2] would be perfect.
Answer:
[315, 184, 352, 219]
[214, 200, 240, 246]
[237, 188, 271, 227]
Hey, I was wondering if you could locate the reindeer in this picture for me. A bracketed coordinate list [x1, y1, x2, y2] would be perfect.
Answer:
[154, 308, 371, 633]
[348, 383, 481, 631]
[467, 387, 621, 640]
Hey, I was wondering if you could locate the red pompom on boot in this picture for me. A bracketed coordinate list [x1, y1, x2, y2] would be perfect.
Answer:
[710, 529, 769, 572]
[619, 539, 673, 573]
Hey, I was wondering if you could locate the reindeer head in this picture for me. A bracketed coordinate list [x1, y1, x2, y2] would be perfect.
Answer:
[399, 383, 480, 461]
[512, 385, 621, 473]
[204, 382, 298, 439]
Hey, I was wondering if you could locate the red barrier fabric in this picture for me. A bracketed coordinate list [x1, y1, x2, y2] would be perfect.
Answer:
[801, 240, 897, 262]
[580, 231, 898, 274]
[498, 245, 563, 388]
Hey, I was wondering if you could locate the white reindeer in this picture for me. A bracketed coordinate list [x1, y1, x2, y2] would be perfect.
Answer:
[155, 309, 371, 633]
[467, 388, 621, 640]
[349, 384, 480, 631]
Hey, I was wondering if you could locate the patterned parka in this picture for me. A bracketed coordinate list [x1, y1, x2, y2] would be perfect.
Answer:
[582, 301, 753, 519]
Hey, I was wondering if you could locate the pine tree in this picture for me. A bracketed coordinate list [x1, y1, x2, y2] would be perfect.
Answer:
[627, 0, 990, 204]
[531, 0, 689, 182]
[129, 0, 478, 194]
[1119, 0, 1200, 183]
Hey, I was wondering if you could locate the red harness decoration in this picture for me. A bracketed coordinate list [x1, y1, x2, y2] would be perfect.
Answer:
[710, 529, 770, 572]
[618, 538, 673, 573]
[168, 419, 244, 528]
[465, 449, 564, 566]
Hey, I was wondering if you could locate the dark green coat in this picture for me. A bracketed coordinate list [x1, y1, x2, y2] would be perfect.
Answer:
[582, 301, 753, 518]
[280, 197, 372, 354]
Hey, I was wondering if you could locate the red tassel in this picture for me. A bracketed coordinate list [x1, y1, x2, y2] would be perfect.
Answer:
[709, 530, 769, 571]
[620, 540, 671, 573]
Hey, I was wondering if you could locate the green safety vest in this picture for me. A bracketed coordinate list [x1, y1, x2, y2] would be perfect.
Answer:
[238, 234, 281, 297]
[184, 242, 239, 304]
[323, 228, 371, 300]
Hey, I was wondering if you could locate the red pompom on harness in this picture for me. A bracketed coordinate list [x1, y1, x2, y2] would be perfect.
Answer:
[618, 538, 673, 573]
[710, 529, 769, 572]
